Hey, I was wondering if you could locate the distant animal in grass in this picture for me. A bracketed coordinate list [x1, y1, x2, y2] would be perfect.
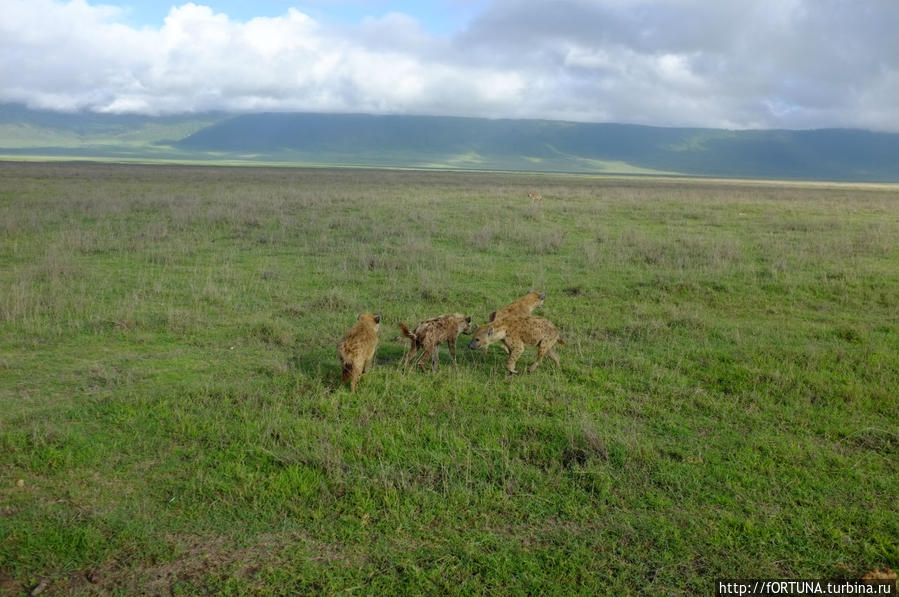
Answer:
[528, 192, 543, 204]
[468, 315, 564, 374]
[337, 313, 380, 391]
[398, 313, 473, 371]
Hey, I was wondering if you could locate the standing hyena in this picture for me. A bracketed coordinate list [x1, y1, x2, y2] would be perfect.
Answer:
[398, 313, 473, 371]
[337, 313, 380, 391]
[468, 315, 564, 374]
[480, 291, 547, 355]
[528, 192, 543, 204]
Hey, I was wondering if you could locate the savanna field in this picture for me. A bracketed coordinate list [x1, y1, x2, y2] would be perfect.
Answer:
[0, 162, 896, 595]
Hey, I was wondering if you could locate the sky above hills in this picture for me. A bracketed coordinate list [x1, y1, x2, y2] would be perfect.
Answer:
[2, 0, 897, 131]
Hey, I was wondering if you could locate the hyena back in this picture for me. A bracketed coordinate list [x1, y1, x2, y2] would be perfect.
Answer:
[489, 290, 546, 323]
[337, 313, 380, 391]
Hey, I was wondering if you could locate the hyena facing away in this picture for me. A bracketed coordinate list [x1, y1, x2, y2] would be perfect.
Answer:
[398, 313, 473, 371]
[468, 315, 564, 374]
[337, 313, 380, 391]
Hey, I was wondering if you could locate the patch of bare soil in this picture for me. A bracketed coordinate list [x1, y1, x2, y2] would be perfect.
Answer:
[26, 531, 362, 596]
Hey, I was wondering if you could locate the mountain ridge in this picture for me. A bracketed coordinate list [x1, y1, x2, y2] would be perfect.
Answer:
[2, 104, 897, 181]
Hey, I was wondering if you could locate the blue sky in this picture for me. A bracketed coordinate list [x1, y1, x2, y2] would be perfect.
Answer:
[2, 0, 897, 131]
[117, 1, 485, 34]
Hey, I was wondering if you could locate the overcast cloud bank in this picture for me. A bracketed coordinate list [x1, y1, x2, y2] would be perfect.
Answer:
[1, 0, 897, 131]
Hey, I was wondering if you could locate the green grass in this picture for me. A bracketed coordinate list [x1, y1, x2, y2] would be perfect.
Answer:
[1, 162, 896, 595]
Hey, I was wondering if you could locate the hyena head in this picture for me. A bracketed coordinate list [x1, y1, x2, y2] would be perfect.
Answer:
[527, 290, 547, 309]
[358, 312, 381, 332]
[459, 315, 473, 335]
[468, 324, 502, 350]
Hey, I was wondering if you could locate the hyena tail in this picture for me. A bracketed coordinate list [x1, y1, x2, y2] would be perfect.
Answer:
[398, 322, 417, 342]
[341, 361, 353, 383]
[557, 338, 566, 345]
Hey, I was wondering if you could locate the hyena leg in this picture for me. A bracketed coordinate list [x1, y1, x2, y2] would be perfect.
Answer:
[418, 346, 433, 371]
[447, 339, 457, 365]
[401, 342, 420, 369]
[505, 342, 524, 374]
[529, 339, 556, 373]
[547, 347, 560, 367]
[350, 363, 362, 391]
[430, 346, 440, 372]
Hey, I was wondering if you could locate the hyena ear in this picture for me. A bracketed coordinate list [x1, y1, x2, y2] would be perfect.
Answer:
[539, 292, 547, 300]
[466, 315, 471, 323]
[488, 311, 496, 322]
[487, 327, 494, 336]
[374, 314, 381, 324]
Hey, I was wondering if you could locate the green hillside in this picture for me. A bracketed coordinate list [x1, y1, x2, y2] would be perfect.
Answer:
[2, 104, 898, 181]
[177, 113, 899, 181]
[0, 104, 222, 159]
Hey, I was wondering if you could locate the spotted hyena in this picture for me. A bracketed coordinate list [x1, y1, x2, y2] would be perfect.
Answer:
[468, 315, 563, 374]
[398, 313, 473, 371]
[337, 313, 380, 391]
[479, 291, 547, 354]
[489, 290, 546, 323]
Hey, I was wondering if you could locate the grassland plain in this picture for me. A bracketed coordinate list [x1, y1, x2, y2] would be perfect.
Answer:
[0, 162, 896, 595]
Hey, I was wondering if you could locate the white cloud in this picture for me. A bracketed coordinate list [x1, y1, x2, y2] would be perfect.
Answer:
[458, 0, 899, 130]
[0, 0, 897, 131]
